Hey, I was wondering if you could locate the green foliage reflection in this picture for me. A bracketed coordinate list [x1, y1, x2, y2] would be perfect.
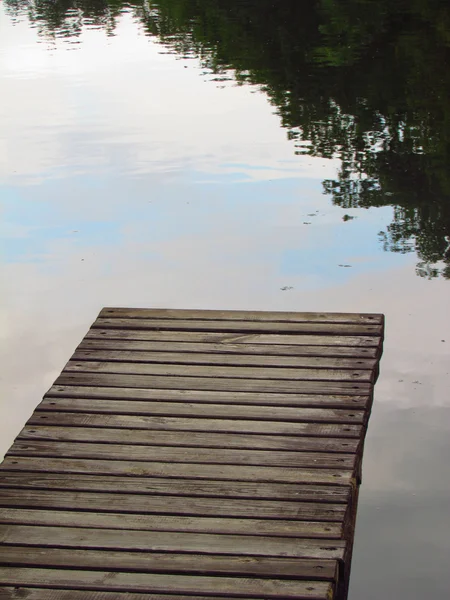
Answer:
[5, 0, 450, 277]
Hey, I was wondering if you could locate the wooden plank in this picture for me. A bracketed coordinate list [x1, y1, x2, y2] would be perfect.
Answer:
[0, 568, 335, 599]
[73, 348, 376, 371]
[64, 360, 373, 383]
[56, 372, 371, 395]
[46, 385, 371, 409]
[27, 412, 363, 437]
[0, 506, 344, 535]
[0, 473, 351, 503]
[17, 427, 360, 453]
[94, 316, 382, 336]
[0, 525, 346, 558]
[7, 441, 356, 469]
[0, 546, 338, 579]
[86, 328, 381, 347]
[100, 307, 383, 325]
[36, 398, 365, 424]
[0, 457, 353, 485]
[0, 589, 294, 600]
[79, 337, 379, 358]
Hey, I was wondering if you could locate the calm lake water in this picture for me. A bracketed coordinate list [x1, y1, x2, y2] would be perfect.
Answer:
[1, 1, 450, 597]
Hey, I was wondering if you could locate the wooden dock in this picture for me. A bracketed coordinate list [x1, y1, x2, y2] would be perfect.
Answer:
[0, 308, 384, 600]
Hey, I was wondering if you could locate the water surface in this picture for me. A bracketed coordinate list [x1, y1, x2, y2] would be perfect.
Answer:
[1, 2, 450, 598]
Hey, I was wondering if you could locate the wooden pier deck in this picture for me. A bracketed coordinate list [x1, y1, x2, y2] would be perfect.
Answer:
[0, 308, 384, 600]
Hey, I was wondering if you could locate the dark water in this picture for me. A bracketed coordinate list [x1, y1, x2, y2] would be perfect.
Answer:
[1, 1, 450, 598]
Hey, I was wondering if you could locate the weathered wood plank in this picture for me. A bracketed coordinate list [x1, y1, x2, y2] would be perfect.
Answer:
[0, 546, 338, 580]
[94, 316, 382, 336]
[0, 506, 344, 535]
[0, 457, 353, 485]
[8, 441, 356, 469]
[0, 526, 346, 558]
[27, 412, 362, 437]
[0, 473, 350, 503]
[64, 360, 373, 383]
[0, 568, 335, 599]
[46, 385, 371, 409]
[100, 307, 383, 325]
[86, 328, 381, 347]
[79, 337, 379, 358]
[36, 398, 365, 424]
[56, 372, 371, 395]
[17, 427, 360, 453]
[0, 589, 287, 600]
[73, 348, 376, 371]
